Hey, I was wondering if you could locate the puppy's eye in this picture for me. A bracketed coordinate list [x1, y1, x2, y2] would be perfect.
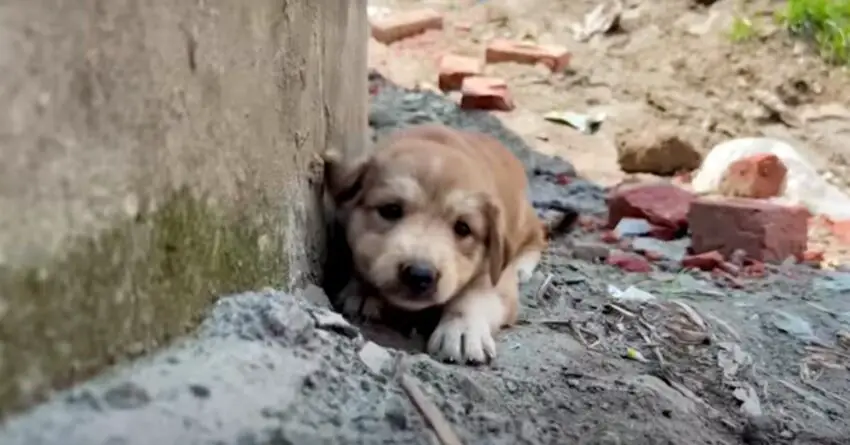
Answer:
[454, 220, 472, 238]
[377, 203, 404, 221]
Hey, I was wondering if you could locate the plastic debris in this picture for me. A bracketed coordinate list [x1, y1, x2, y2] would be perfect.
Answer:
[624, 347, 648, 362]
[770, 310, 816, 342]
[717, 342, 751, 380]
[543, 110, 606, 134]
[613, 217, 652, 237]
[608, 284, 657, 302]
[572, 0, 624, 42]
[733, 385, 763, 417]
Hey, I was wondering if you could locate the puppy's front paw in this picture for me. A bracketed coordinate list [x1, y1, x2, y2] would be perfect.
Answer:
[427, 313, 496, 365]
[322, 148, 344, 166]
[341, 293, 383, 321]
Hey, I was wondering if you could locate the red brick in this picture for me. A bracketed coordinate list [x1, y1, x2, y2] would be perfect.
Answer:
[743, 261, 767, 278]
[606, 183, 695, 234]
[607, 252, 652, 273]
[485, 39, 571, 72]
[438, 54, 482, 91]
[828, 218, 850, 245]
[799, 250, 825, 263]
[371, 9, 444, 44]
[688, 197, 808, 263]
[682, 250, 724, 271]
[718, 153, 788, 199]
[459, 76, 514, 111]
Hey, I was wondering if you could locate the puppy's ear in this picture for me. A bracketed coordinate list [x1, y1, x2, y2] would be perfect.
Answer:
[323, 149, 373, 206]
[485, 199, 508, 287]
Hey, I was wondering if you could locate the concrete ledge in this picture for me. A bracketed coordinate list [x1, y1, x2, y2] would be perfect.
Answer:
[0, 0, 368, 416]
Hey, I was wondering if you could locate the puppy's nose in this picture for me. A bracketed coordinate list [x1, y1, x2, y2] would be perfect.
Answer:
[398, 261, 439, 295]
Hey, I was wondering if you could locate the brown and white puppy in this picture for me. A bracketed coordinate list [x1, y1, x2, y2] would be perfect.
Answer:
[323, 124, 546, 364]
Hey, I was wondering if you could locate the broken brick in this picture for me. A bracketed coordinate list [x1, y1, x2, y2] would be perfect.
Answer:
[743, 261, 767, 278]
[682, 251, 724, 271]
[718, 153, 788, 199]
[371, 9, 444, 44]
[688, 197, 808, 263]
[600, 230, 619, 244]
[607, 252, 652, 273]
[485, 39, 571, 72]
[607, 183, 695, 235]
[827, 218, 850, 245]
[459, 76, 514, 111]
[438, 54, 482, 91]
[799, 250, 825, 263]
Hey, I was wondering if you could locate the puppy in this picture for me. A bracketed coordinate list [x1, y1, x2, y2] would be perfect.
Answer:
[323, 124, 547, 364]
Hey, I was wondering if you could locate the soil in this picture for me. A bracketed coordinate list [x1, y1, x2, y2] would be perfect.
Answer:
[2, 1, 850, 444]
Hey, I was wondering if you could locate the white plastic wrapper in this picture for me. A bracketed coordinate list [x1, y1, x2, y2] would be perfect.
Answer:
[690, 137, 850, 220]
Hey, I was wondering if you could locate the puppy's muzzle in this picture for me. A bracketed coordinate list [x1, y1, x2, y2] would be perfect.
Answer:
[398, 261, 440, 297]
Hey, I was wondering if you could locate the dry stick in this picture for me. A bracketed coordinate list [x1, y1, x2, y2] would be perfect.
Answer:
[401, 374, 464, 445]
[535, 273, 554, 301]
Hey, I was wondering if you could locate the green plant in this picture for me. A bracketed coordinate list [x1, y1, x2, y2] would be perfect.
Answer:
[729, 15, 759, 42]
[780, 0, 850, 65]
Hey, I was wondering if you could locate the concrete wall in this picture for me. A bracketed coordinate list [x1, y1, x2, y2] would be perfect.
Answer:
[0, 0, 368, 416]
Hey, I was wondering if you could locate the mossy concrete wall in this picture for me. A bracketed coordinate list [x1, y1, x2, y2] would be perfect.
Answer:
[0, 0, 368, 416]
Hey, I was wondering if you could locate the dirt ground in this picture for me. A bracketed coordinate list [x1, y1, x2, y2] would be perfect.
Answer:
[364, 0, 850, 443]
[3, 1, 850, 444]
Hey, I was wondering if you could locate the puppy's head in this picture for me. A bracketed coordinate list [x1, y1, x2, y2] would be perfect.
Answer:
[325, 137, 506, 311]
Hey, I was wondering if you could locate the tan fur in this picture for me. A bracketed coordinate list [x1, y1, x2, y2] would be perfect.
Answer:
[324, 124, 546, 364]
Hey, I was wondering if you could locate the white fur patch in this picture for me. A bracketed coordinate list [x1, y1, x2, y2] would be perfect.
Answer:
[514, 250, 541, 284]
[427, 290, 504, 364]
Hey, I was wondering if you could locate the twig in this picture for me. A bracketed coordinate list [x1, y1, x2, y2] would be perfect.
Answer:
[570, 320, 591, 348]
[401, 374, 464, 445]
[606, 303, 636, 318]
[637, 325, 665, 365]
[803, 380, 850, 409]
[535, 273, 554, 301]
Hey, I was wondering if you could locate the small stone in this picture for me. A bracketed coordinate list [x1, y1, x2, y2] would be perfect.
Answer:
[688, 197, 808, 263]
[571, 241, 611, 262]
[299, 283, 332, 308]
[485, 39, 571, 72]
[616, 126, 703, 176]
[460, 76, 515, 111]
[358, 341, 393, 374]
[718, 153, 788, 199]
[631, 237, 689, 262]
[370, 9, 444, 44]
[102, 382, 151, 410]
[438, 54, 482, 91]
[312, 309, 359, 338]
[606, 252, 652, 273]
[188, 384, 211, 399]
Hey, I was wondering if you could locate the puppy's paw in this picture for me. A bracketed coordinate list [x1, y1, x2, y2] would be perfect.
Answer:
[322, 149, 344, 166]
[341, 293, 383, 321]
[427, 313, 496, 365]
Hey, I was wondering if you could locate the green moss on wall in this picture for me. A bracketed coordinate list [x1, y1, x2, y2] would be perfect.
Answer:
[0, 186, 289, 416]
